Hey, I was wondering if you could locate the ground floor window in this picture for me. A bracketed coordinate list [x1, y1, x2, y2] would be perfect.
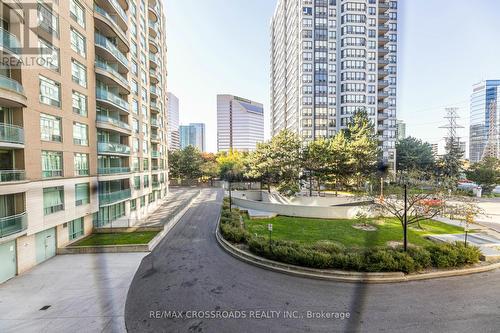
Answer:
[130, 199, 137, 211]
[69, 217, 84, 240]
[95, 202, 125, 227]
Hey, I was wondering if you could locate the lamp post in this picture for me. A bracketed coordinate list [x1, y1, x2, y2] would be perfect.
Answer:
[403, 183, 408, 252]
[268, 223, 273, 251]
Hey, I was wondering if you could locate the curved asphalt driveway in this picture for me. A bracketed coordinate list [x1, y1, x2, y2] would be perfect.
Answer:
[125, 188, 500, 333]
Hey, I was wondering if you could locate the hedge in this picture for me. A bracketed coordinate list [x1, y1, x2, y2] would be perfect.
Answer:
[219, 200, 481, 273]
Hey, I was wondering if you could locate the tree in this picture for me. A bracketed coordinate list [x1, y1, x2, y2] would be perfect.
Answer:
[466, 157, 500, 192]
[201, 152, 219, 186]
[178, 145, 204, 180]
[217, 150, 246, 183]
[168, 150, 181, 180]
[245, 141, 277, 193]
[302, 138, 331, 195]
[268, 130, 302, 196]
[396, 137, 435, 174]
[438, 138, 464, 180]
[344, 110, 379, 188]
[327, 131, 351, 194]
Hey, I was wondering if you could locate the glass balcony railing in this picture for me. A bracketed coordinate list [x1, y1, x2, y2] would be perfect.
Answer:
[150, 118, 160, 127]
[150, 101, 161, 111]
[42, 170, 63, 178]
[96, 87, 129, 112]
[0, 75, 25, 95]
[97, 114, 131, 131]
[109, 0, 128, 23]
[149, 52, 159, 66]
[151, 150, 160, 158]
[98, 167, 131, 175]
[150, 134, 160, 141]
[0, 27, 21, 55]
[149, 20, 159, 34]
[94, 5, 127, 36]
[99, 188, 131, 205]
[150, 85, 160, 96]
[94, 32, 128, 66]
[0, 170, 25, 182]
[98, 141, 131, 155]
[0, 212, 27, 238]
[95, 60, 129, 87]
[0, 123, 24, 144]
[149, 5, 160, 19]
[152, 181, 160, 189]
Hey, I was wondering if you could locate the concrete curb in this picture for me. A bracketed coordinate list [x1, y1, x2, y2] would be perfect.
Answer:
[59, 190, 202, 254]
[215, 218, 500, 284]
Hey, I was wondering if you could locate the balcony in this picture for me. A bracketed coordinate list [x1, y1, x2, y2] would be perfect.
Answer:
[150, 133, 160, 142]
[378, 47, 389, 55]
[150, 85, 160, 98]
[94, 4, 128, 48]
[378, 80, 389, 88]
[377, 102, 389, 110]
[152, 181, 160, 189]
[149, 20, 159, 37]
[96, 87, 129, 114]
[379, 14, 390, 23]
[0, 75, 27, 107]
[99, 188, 131, 206]
[98, 141, 131, 155]
[98, 167, 131, 175]
[0, 123, 24, 147]
[378, 92, 389, 99]
[0, 26, 21, 57]
[95, 32, 129, 70]
[0, 212, 27, 238]
[149, 36, 160, 53]
[378, 69, 389, 77]
[379, 2, 390, 12]
[151, 150, 160, 158]
[148, 4, 160, 22]
[42, 170, 63, 178]
[108, 0, 129, 29]
[150, 118, 160, 127]
[95, 60, 129, 94]
[150, 101, 161, 112]
[149, 68, 160, 84]
[96, 114, 131, 135]
[0, 170, 25, 183]
[377, 113, 389, 121]
[149, 52, 160, 68]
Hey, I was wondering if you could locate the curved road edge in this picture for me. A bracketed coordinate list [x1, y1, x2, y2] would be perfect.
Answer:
[215, 217, 500, 284]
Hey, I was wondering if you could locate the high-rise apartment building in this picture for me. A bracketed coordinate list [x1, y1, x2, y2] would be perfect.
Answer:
[270, 0, 398, 169]
[217, 94, 264, 152]
[396, 120, 406, 140]
[470, 80, 500, 163]
[180, 123, 206, 152]
[167, 92, 180, 150]
[0, 0, 169, 283]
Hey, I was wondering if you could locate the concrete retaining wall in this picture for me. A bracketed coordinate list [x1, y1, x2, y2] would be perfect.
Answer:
[231, 191, 372, 219]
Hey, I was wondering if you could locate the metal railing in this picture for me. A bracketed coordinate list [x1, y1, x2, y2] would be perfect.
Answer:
[0, 26, 20, 55]
[98, 167, 131, 175]
[96, 87, 129, 112]
[0, 212, 27, 238]
[42, 170, 63, 178]
[97, 114, 131, 131]
[0, 75, 25, 95]
[95, 60, 129, 87]
[94, 32, 128, 66]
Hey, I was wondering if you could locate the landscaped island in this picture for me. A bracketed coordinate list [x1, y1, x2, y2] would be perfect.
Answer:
[72, 231, 159, 246]
[219, 199, 481, 274]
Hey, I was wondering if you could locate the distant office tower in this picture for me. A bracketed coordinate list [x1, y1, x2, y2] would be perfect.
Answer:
[167, 92, 180, 150]
[270, 0, 398, 169]
[470, 80, 500, 163]
[396, 120, 406, 140]
[217, 95, 264, 152]
[431, 143, 439, 158]
[180, 123, 206, 151]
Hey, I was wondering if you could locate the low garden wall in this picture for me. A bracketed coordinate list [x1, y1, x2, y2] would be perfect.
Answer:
[231, 190, 373, 219]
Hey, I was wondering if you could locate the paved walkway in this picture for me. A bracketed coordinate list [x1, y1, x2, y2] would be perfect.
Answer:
[0, 253, 146, 333]
[141, 188, 200, 227]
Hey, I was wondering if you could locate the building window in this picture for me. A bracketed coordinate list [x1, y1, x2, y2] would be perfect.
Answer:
[132, 157, 139, 172]
[143, 158, 149, 171]
[70, 0, 85, 28]
[143, 175, 149, 188]
[69, 217, 84, 240]
[130, 199, 137, 211]
[148, 193, 154, 204]
[43, 186, 64, 215]
[42, 151, 63, 178]
[73, 122, 88, 146]
[72, 91, 87, 116]
[74, 153, 89, 176]
[38, 38, 59, 72]
[96, 202, 125, 227]
[71, 59, 87, 87]
[38, 2, 59, 37]
[140, 196, 145, 207]
[134, 176, 141, 190]
[40, 113, 62, 142]
[39, 76, 61, 107]
[75, 183, 90, 206]
[70, 28, 86, 57]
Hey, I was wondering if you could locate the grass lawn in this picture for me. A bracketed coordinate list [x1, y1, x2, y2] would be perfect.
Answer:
[72, 231, 159, 246]
[244, 216, 464, 248]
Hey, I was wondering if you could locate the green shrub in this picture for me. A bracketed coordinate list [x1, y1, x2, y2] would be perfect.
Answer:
[310, 240, 345, 254]
[220, 223, 249, 244]
[331, 252, 365, 271]
[391, 251, 416, 273]
[427, 243, 459, 268]
[453, 242, 481, 265]
[364, 249, 400, 272]
[407, 246, 432, 271]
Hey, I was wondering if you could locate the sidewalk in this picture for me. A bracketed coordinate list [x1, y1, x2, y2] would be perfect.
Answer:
[0, 253, 146, 333]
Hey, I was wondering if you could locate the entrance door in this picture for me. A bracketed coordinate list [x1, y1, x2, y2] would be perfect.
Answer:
[35, 228, 56, 264]
[0, 240, 16, 284]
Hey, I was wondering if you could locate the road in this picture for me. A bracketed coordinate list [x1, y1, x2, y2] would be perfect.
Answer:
[125, 188, 500, 333]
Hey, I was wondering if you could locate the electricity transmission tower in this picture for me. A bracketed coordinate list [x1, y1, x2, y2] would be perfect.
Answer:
[439, 107, 464, 153]
[481, 99, 499, 160]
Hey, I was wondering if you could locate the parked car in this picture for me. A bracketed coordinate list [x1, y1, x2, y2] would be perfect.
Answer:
[493, 185, 500, 194]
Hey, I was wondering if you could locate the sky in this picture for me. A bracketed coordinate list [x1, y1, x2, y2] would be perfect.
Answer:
[165, 0, 500, 153]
